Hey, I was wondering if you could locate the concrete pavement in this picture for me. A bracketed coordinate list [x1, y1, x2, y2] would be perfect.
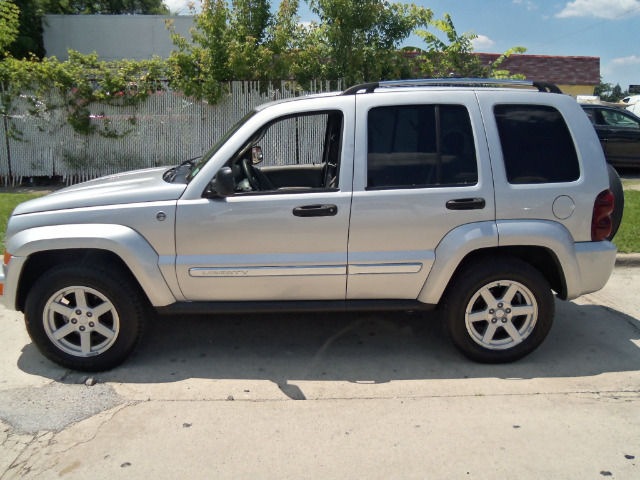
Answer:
[1, 265, 639, 479]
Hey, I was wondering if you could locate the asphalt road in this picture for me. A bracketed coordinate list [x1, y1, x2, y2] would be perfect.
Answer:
[1, 264, 639, 479]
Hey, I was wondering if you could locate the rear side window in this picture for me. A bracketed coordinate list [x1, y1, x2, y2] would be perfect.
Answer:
[600, 108, 640, 128]
[367, 105, 478, 189]
[494, 104, 580, 184]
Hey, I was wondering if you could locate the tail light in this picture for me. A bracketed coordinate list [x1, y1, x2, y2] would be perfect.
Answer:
[0, 251, 9, 296]
[592, 189, 614, 241]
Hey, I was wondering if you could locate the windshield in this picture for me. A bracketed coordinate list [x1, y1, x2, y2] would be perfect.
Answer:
[186, 110, 257, 182]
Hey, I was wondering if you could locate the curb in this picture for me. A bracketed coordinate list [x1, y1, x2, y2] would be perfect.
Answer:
[615, 253, 640, 268]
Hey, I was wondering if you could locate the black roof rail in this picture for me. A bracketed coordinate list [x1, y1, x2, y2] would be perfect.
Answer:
[342, 78, 563, 95]
[341, 82, 379, 95]
[531, 81, 563, 94]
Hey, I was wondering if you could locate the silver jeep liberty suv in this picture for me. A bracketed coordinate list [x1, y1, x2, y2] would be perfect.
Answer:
[1, 79, 621, 371]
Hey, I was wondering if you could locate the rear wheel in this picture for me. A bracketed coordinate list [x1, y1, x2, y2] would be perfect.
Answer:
[25, 264, 145, 372]
[443, 257, 555, 363]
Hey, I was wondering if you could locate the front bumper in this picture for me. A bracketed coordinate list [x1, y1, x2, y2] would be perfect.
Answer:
[0, 256, 26, 311]
[0, 264, 4, 304]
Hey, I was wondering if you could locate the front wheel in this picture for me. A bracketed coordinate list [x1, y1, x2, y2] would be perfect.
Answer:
[443, 257, 555, 363]
[25, 265, 145, 372]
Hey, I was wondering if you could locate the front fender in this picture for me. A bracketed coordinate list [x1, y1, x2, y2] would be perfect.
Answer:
[5, 224, 176, 309]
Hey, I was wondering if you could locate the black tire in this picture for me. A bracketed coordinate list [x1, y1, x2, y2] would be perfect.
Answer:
[607, 163, 624, 241]
[443, 257, 555, 363]
[24, 264, 145, 372]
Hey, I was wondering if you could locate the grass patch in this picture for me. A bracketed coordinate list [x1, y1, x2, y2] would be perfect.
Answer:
[615, 189, 640, 253]
[0, 193, 44, 248]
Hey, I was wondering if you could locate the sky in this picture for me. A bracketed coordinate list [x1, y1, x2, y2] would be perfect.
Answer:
[163, 0, 640, 90]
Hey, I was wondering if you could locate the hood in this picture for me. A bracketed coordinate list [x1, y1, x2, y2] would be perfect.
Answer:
[13, 167, 188, 215]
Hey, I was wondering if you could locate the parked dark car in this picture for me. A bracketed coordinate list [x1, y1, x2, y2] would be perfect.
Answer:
[581, 104, 640, 169]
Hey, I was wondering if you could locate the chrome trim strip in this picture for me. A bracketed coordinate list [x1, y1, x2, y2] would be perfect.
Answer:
[189, 265, 346, 277]
[348, 263, 423, 275]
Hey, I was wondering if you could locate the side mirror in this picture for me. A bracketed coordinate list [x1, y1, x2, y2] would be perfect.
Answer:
[251, 146, 264, 165]
[205, 167, 235, 198]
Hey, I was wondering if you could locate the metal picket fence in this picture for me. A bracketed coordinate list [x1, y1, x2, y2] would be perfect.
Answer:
[0, 80, 341, 185]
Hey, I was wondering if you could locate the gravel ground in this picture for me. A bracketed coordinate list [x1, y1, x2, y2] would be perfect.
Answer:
[0, 382, 123, 435]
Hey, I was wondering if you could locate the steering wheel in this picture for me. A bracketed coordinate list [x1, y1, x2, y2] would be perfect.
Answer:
[242, 157, 260, 190]
[241, 157, 275, 191]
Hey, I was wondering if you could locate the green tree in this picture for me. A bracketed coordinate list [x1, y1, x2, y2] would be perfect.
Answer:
[6, 0, 45, 59]
[168, 0, 283, 100]
[226, 0, 276, 80]
[0, 50, 168, 137]
[310, 0, 432, 85]
[416, 13, 525, 79]
[231, 0, 270, 44]
[416, 13, 478, 78]
[267, 0, 325, 83]
[167, 0, 524, 100]
[595, 81, 628, 102]
[168, 0, 231, 101]
[0, 0, 20, 55]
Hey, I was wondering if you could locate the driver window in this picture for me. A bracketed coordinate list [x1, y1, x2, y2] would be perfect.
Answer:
[230, 111, 343, 193]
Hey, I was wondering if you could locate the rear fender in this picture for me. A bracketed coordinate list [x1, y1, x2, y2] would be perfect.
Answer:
[417, 220, 586, 305]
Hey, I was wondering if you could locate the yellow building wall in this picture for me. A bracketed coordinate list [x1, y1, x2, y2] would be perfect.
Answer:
[559, 85, 595, 97]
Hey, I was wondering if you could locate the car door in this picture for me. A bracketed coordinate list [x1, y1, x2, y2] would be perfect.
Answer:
[598, 107, 640, 168]
[347, 91, 495, 299]
[582, 106, 608, 152]
[174, 96, 355, 302]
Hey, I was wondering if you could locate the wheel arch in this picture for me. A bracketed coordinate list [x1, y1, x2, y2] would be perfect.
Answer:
[440, 246, 566, 304]
[16, 249, 146, 312]
[417, 220, 576, 305]
[7, 224, 177, 311]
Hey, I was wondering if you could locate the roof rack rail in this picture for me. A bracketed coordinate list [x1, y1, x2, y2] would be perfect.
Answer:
[341, 78, 563, 95]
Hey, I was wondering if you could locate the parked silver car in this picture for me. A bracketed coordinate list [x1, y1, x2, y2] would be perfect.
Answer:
[1, 79, 620, 371]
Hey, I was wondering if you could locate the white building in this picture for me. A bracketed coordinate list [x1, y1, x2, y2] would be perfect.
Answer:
[43, 15, 194, 61]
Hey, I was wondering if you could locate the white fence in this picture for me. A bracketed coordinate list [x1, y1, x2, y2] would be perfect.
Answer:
[0, 81, 341, 185]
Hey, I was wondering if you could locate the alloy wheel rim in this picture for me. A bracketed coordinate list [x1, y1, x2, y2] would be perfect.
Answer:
[43, 286, 120, 357]
[464, 280, 538, 350]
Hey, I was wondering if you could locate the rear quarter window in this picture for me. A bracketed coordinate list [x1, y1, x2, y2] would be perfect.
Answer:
[494, 104, 580, 184]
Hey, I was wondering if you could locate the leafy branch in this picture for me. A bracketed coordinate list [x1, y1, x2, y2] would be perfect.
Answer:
[0, 51, 168, 137]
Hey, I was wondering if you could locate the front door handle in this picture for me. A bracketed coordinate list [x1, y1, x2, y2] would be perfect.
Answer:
[446, 198, 486, 210]
[293, 204, 338, 217]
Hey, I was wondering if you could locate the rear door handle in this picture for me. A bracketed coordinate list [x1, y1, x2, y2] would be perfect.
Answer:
[293, 204, 338, 217]
[446, 198, 486, 210]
